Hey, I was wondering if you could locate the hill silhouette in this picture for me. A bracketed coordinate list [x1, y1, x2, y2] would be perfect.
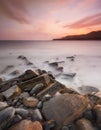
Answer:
[53, 30, 101, 40]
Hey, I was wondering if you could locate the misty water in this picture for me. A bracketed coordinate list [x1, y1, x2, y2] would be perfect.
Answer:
[0, 40, 101, 91]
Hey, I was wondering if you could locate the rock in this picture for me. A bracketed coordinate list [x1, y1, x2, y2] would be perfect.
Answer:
[19, 73, 52, 91]
[77, 86, 99, 94]
[30, 83, 44, 95]
[49, 62, 58, 67]
[8, 120, 43, 130]
[93, 104, 101, 124]
[62, 73, 76, 78]
[0, 101, 8, 111]
[2, 85, 21, 99]
[22, 97, 39, 107]
[15, 108, 29, 119]
[42, 94, 52, 102]
[19, 92, 30, 99]
[66, 56, 75, 59]
[83, 110, 95, 121]
[10, 114, 22, 126]
[0, 65, 14, 74]
[0, 107, 15, 130]
[18, 70, 38, 82]
[56, 66, 63, 72]
[31, 109, 43, 121]
[37, 101, 43, 109]
[0, 93, 5, 101]
[9, 70, 20, 76]
[44, 120, 56, 130]
[37, 81, 65, 100]
[42, 93, 88, 129]
[59, 87, 78, 94]
[76, 118, 95, 130]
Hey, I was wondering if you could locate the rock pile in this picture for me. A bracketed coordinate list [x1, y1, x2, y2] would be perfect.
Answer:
[0, 69, 101, 130]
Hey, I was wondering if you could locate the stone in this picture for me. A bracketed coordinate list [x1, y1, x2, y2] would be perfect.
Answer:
[19, 74, 52, 91]
[49, 62, 58, 67]
[0, 101, 8, 111]
[78, 86, 99, 94]
[37, 81, 65, 100]
[18, 69, 38, 82]
[56, 66, 63, 72]
[62, 126, 69, 130]
[76, 118, 95, 130]
[9, 70, 20, 76]
[83, 110, 95, 121]
[31, 109, 43, 121]
[37, 101, 43, 109]
[2, 85, 21, 99]
[93, 104, 101, 124]
[42, 93, 88, 129]
[15, 108, 30, 119]
[42, 94, 52, 102]
[0, 107, 15, 130]
[8, 120, 43, 130]
[0, 78, 4, 84]
[30, 83, 44, 95]
[0, 93, 5, 101]
[22, 97, 39, 107]
[10, 114, 22, 126]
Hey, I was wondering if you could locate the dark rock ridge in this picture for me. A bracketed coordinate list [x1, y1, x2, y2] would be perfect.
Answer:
[53, 30, 101, 40]
[0, 69, 101, 130]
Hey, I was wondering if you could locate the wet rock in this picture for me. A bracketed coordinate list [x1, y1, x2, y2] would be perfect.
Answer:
[76, 118, 95, 130]
[0, 101, 8, 111]
[59, 87, 78, 94]
[0, 107, 15, 130]
[8, 120, 43, 130]
[19, 73, 52, 91]
[18, 69, 38, 82]
[31, 109, 43, 121]
[42, 93, 88, 129]
[37, 81, 65, 99]
[66, 56, 75, 59]
[2, 85, 21, 99]
[22, 97, 39, 107]
[62, 73, 76, 78]
[37, 101, 43, 109]
[93, 104, 101, 124]
[78, 86, 99, 94]
[30, 83, 44, 95]
[49, 62, 58, 67]
[42, 94, 52, 102]
[0, 78, 4, 84]
[15, 108, 29, 119]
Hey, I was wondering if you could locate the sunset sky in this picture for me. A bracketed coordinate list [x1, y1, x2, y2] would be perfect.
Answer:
[0, 0, 101, 40]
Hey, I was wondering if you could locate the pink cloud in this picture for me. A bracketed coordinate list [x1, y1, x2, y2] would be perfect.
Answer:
[64, 13, 101, 29]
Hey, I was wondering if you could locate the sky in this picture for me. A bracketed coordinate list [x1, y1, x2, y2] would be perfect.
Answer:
[0, 0, 101, 40]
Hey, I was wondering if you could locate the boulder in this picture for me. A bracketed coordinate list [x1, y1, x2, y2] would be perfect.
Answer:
[8, 120, 43, 130]
[2, 85, 21, 99]
[31, 109, 43, 121]
[22, 97, 39, 107]
[42, 93, 88, 129]
[76, 118, 95, 130]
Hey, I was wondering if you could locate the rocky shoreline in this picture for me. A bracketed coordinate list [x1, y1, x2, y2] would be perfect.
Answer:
[0, 69, 101, 130]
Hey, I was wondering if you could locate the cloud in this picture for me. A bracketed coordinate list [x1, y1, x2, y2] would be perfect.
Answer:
[0, 0, 72, 23]
[64, 13, 101, 29]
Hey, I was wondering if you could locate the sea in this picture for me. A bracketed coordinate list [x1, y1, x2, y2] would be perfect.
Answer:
[0, 40, 101, 91]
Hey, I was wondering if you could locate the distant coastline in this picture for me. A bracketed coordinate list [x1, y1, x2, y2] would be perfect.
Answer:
[53, 30, 101, 40]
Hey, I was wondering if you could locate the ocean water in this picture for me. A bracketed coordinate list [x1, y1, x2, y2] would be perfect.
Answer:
[0, 40, 101, 90]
